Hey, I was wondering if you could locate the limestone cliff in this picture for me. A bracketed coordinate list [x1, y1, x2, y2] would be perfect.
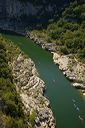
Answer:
[0, 0, 70, 31]
[0, 0, 70, 18]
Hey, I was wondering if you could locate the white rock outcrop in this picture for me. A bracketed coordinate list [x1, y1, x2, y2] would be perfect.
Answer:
[11, 53, 55, 128]
[52, 52, 85, 94]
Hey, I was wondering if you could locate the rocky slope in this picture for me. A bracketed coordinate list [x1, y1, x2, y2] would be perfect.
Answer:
[0, 0, 70, 19]
[53, 53, 85, 90]
[10, 53, 55, 128]
[0, 35, 55, 127]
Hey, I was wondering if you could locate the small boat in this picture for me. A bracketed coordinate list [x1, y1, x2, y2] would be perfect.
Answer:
[53, 79, 55, 82]
[78, 115, 84, 121]
[76, 107, 80, 111]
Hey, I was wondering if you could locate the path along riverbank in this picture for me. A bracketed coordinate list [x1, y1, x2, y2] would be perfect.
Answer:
[29, 32, 85, 96]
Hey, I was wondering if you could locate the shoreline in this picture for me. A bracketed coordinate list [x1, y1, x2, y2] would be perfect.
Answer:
[29, 32, 85, 96]
[8, 45, 56, 127]
[0, 27, 26, 36]
[2, 28, 85, 96]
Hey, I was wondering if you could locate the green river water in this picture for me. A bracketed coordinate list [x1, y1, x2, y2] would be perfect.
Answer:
[4, 34, 85, 128]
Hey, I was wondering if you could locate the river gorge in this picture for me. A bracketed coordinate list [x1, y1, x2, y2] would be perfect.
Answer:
[3, 34, 85, 128]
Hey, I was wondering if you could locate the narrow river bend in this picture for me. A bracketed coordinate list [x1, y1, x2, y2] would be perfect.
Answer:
[4, 34, 85, 128]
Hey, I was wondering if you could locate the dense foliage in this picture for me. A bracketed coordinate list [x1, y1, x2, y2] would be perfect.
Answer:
[0, 36, 39, 128]
[48, 1, 85, 58]
[0, 37, 28, 128]
[32, 0, 85, 59]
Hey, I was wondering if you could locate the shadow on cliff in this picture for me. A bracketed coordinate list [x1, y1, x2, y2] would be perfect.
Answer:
[0, 28, 24, 36]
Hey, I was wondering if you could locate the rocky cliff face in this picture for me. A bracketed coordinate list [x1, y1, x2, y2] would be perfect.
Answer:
[0, 0, 70, 18]
[0, 0, 37, 18]
[0, 0, 70, 32]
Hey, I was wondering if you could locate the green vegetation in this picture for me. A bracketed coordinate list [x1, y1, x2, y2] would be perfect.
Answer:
[0, 35, 39, 127]
[29, 110, 37, 127]
[48, 1, 85, 58]
[31, 0, 85, 60]
[0, 36, 28, 128]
